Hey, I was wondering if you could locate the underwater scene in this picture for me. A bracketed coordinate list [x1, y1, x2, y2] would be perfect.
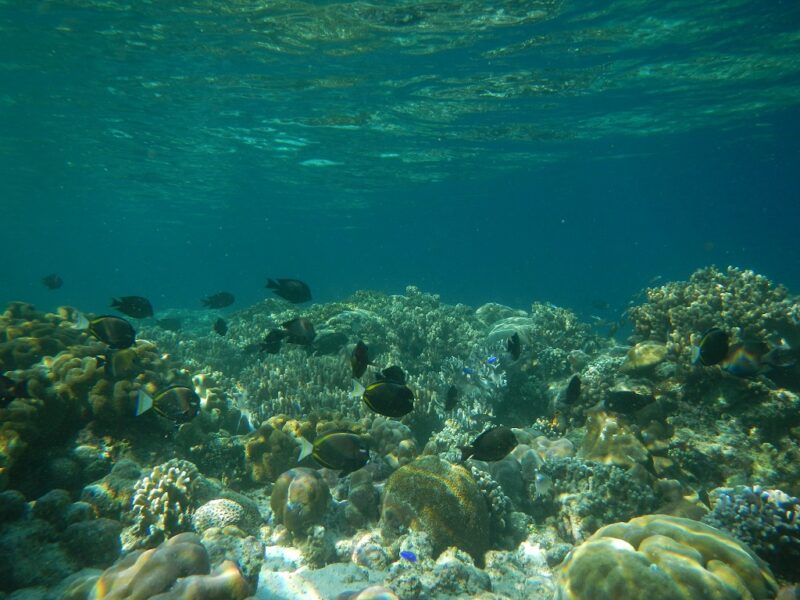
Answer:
[2, 1, 800, 599]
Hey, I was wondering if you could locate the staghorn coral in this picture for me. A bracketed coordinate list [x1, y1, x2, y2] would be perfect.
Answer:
[702, 485, 800, 580]
[554, 514, 779, 600]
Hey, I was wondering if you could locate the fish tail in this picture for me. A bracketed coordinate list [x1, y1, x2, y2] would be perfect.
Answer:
[135, 390, 154, 416]
[73, 313, 90, 331]
[349, 378, 366, 400]
[458, 445, 473, 462]
[297, 437, 314, 462]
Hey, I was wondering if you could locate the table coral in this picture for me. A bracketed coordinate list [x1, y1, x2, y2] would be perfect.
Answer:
[554, 514, 778, 600]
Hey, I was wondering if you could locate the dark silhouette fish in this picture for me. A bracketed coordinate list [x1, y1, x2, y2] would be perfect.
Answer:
[507, 333, 521, 360]
[362, 370, 414, 418]
[297, 430, 369, 476]
[213, 317, 228, 336]
[75, 314, 136, 349]
[267, 278, 312, 304]
[350, 340, 371, 378]
[111, 296, 154, 319]
[376, 365, 406, 385]
[282, 317, 316, 346]
[246, 329, 286, 354]
[202, 292, 235, 309]
[42, 273, 63, 290]
[606, 390, 654, 413]
[136, 385, 200, 423]
[444, 384, 459, 411]
[692, 327, 729, 366]
[564, 374, 581, 404]
[459, 426, 518, 462]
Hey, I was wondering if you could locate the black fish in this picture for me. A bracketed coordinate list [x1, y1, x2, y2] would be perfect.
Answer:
[156, 318, 182, 332]
[692, 327, 729, 366]
[564, 374, 581, 404]
[245, 329, 287, 354]
[507, 333, 521, 360]
[0, 374, 27, 404]
[202, 292, 235, 309]
[298, 430, 369, 476]
[363, 381, 414, 417]
[459, 426, 518, 462]
[267, 278, 312, 304]
[110, 296, 153, 319]
[444, 384, 459, 411]
[377, 365, 406, 385]
[42, 273, 63, 290]
[282, 317, 316, 346]
[97, 349, 140, 378]
[136, 385, 200, 423]
[77, 315, 136, 349]
[213, 318, 228, 336]
[606, 390, 654, 413]
[351, 341, 370, 379]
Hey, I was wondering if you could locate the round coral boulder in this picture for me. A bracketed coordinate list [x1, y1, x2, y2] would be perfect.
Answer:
[380, 455, 489, 563]
[270, 468, 330, 535]
[555, 514, 779, 600]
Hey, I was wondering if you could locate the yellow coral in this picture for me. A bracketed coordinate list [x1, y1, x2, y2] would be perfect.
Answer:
[555, 514, 778, 600]
[578, 410, 650, 469]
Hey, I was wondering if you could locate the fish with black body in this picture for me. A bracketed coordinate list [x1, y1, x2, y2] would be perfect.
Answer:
[0, 374, 27, 405]
[361, 368, 414, 417]
[97, 349, 140, 378]
[245, 329, 286, 354]
[444, 384, 459, 411]
[459, 425, 518, 462]
[75, 314, 136, 349]
[136, 385, 200, 423]
[376, 365, 406, 385]
[721, 340, 796, 377]
[297, 430, 369, 476]
[282, 317, 316, 346]
[692, 327, 729, 366]
[563, 374, 581, 404]
[202, 292, 235, 309]
[351, 340, 370, 379]
[605, 389, 655, 413]
[42, 273, 63, 290]
[267, 278, 312, 304]
[507, 332, 521, 360]
[110, 296, 153, 319]
[156, 318, 182, 332]
[213, 317, 228, 336]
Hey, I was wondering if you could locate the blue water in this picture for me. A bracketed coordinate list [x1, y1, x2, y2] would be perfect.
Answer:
[2, 0, 799, 317]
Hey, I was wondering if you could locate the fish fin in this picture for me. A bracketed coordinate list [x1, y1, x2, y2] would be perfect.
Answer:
[297, 437, 314, 462]
[350, 378, 366, 400]
[135, 390, 153, 416]
[266, 278, 278, 289]
[458, 445, 473, 462]
[691, 345, 701, 365]
[73, 313, 90, 330]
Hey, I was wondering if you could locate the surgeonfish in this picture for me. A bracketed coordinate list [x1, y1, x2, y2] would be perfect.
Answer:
[692, 327, 729, 366]
[297, 430, 369, 475]
[110, 296, 153, 319]
[459, 425, 518, 462]
[135, 385, 200, 423]
[75, 314, 136, 349]
[42, 273, 63, 289]
[202, 292, 235, 308]
[351, 340, 370, 379]
[266, 278, 312, 304]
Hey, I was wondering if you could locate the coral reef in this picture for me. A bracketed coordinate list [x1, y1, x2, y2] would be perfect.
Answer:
[554, 514, 779, 600]
[270, 467, 331, 535]
[381, 455, 490, 563]
[702, 485, 800, 580]
[65, 532, 250, 600]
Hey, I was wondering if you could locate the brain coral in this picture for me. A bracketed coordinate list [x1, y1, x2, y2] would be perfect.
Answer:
[381, 455, 490, 563]
[555, 514, 778, 600]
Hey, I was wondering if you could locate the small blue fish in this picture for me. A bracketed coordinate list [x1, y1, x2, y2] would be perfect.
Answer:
[399, 550, 417, 563]
[462, 367, 476, 376]
[486, 355, 499, 365]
